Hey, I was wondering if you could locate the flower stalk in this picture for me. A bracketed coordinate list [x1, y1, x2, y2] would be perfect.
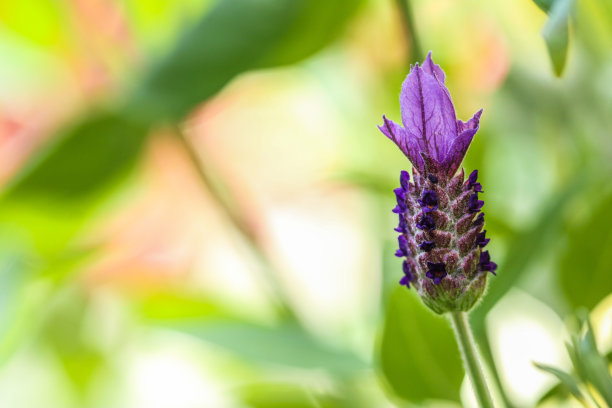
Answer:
[379, 53, 499, 406]
[449, 312, 495, 407]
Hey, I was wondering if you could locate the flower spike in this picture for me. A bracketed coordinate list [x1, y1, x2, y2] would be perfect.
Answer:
[379, 52, 496, 314]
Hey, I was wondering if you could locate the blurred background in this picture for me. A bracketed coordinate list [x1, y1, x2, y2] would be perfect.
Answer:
[0, 0, 611, 407]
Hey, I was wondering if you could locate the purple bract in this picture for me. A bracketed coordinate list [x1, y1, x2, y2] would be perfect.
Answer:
[379, 53, 483, 181]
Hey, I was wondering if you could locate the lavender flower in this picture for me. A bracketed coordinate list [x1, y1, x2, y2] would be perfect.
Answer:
[379, 52, 496, 313]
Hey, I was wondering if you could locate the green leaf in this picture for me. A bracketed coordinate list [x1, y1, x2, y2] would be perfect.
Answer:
[533, 362, 584, 402]
[128, 0, 362, 121]
[239, 382, 347, 408]
[560, 192, 612, 310]
[541, 0, 573, 76]
[136, 291, 245, 322]
[172, 321, 366, 375]
[255, 0, 363, 68]
[0, 111, 148, 257]
[0, 0, 362, 260]
[533, 0, 555, 13]
[573, 312, 612, 406]
[471, 178, 583, 334]
[535, 382, 570, 405]
[377, 288, 463, 403]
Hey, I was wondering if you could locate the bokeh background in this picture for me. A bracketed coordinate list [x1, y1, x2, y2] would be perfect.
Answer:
[0, 0, 611, 407]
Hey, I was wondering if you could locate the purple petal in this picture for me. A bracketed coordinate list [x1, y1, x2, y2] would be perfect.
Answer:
[400, 170, 410, 190]
[421, 51, 446, 84]
[400, 65, 457, 169]
[457, 109, 483, 134]
[378, 115, 416, 162]
[445, 129, 477, 177]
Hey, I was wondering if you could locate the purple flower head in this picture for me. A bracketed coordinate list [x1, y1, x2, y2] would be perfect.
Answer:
[380, 52, 495, 314]
[378, 52, 483, 180]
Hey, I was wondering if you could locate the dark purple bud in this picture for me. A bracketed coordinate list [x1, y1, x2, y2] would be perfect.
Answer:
[394, 214, 408, 233]
[397, 235, 409, 257]
[392, 205, 404, 214]
[473, 212, 485, 226]
[419, 240, 435, 252]
[427, 174, 438, 184]
[468, 193, 484, 213]
[399, 260, 413, 287]
[475, 230, 490, 248]
[466, 169, 483, 192]
[416, 213, 436, 231]
[479, 250, 497, 275]
[419, 190, 439, 212]
[400, 170, 410, 191]
[426, 261, 447, 285]
[467, 169, 478, 186]
[394, 188, 407, 211]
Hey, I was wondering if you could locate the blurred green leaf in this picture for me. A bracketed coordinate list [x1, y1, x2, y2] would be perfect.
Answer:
[560, 192, 612, 310]
[39, 287, 106, 399]
[540, 0, 573, 76]
[173, 321, 366, 375]
[535, 382, 570, 405]
[0, 111, 148, 257]
[0, 1, 68, 48]
[472, 178, 583, 332]
[571, 312, 612, 405]
[256, 0, 363, 68]
[533, 362, 585, 403]
[377, 288, 463, 403]
[136, 291, 245, 322]
[0, 0, 361, 260]
[533, 0, 555, 13]
[239, 382, 346, 408]
[537, 311, 612, 407]
[129, 0, 361, 121]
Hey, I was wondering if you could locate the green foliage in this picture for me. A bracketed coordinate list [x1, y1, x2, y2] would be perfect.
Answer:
[534, 0, 574, 76]
[560, 191, 612, 310]
[532, 362, 585, 403]
[378, 288, 464, 403]
[470, 177, 584, 337]
[128, 0, 363, 121]
[542, 0, 573, 76]
[535, 311, 612, 406]
[171, 321, 366, 375]
[239, 382, 347, 408]
[0, 112, 148, 257]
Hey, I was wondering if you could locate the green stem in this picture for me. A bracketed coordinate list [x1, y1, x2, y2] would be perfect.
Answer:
[395, 0, 422, 62]
[174, 126, 296, 320]
[449, 311, 495, 408]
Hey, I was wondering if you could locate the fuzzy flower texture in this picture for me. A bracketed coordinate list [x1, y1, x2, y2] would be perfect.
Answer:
[379, 53, 497, 314]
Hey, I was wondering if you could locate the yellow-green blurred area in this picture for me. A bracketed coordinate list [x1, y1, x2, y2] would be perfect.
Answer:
[0, 0, 611, 407]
